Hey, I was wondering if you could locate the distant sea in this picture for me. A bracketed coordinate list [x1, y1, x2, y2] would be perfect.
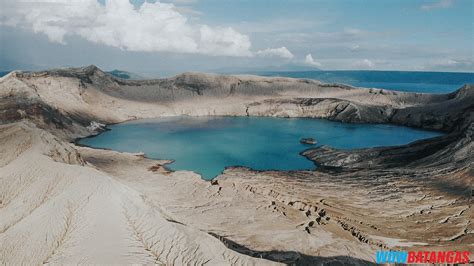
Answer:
[254, 71, 474, 94]
[0, 71, 11, 77]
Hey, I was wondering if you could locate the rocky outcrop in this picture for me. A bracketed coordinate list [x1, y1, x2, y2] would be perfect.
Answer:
[301, 84, 473, 172]
[246, 98, 392, 124]
[390, 85, 474, 132]
[2, 65, 472, 186]
[245, 85, 473, 132]
[2, 66, 471, 133]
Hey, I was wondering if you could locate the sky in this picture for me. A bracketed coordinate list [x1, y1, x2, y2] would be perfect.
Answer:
[0, 0, 473, 76]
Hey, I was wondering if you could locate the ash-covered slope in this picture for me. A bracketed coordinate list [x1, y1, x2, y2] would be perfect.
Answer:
[26, 65, 451, 106]
[1, 65, 473, 264]
[1, 65, 472, 173]
[0, 122, 272, 265]
[1, 65, 471, 133]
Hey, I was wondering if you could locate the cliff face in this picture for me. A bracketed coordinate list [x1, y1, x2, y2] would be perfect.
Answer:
[1, 65, 472, 173]
[1, 66, 473, 265]
[1, 65, 471, 132]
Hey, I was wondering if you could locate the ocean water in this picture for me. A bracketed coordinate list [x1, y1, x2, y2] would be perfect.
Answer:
[79, 116, 442, 180]
[255, 71, 474, 93]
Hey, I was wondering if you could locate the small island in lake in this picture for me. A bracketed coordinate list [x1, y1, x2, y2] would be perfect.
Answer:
[300, 137, 317, 145]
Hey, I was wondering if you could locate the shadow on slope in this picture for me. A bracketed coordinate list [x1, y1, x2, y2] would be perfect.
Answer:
[208, 232, 376, 265]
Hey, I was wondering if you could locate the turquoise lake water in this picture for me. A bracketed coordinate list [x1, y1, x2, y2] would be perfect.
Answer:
[79, 116, 443, 180]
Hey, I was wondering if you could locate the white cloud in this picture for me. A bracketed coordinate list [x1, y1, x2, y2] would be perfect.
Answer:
[1, 0, 252, 56]
[421, 0, 454, 11]
[256, 47, 294, 59]
[352, 59, 375, 68]
[304, 54, 322, 67]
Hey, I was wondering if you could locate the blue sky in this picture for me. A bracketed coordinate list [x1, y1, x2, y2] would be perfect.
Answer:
[1, 0, 472, 75]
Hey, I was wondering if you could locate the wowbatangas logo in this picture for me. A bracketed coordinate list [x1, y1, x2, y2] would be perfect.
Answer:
[376, 250, 471, 264]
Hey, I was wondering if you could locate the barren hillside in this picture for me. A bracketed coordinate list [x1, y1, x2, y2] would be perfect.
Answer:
[0, 66, 472, 265]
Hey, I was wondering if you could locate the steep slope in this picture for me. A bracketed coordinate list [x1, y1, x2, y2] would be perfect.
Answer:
[0, 122, 273, 265]
[2, 65, 470, 135]
[1, 66, 473, 264]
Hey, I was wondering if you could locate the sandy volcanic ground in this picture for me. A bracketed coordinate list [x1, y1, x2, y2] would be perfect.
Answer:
[0, 66, 472, 265]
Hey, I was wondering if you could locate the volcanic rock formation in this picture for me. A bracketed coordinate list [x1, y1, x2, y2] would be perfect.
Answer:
[0, 66, 472, 265]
